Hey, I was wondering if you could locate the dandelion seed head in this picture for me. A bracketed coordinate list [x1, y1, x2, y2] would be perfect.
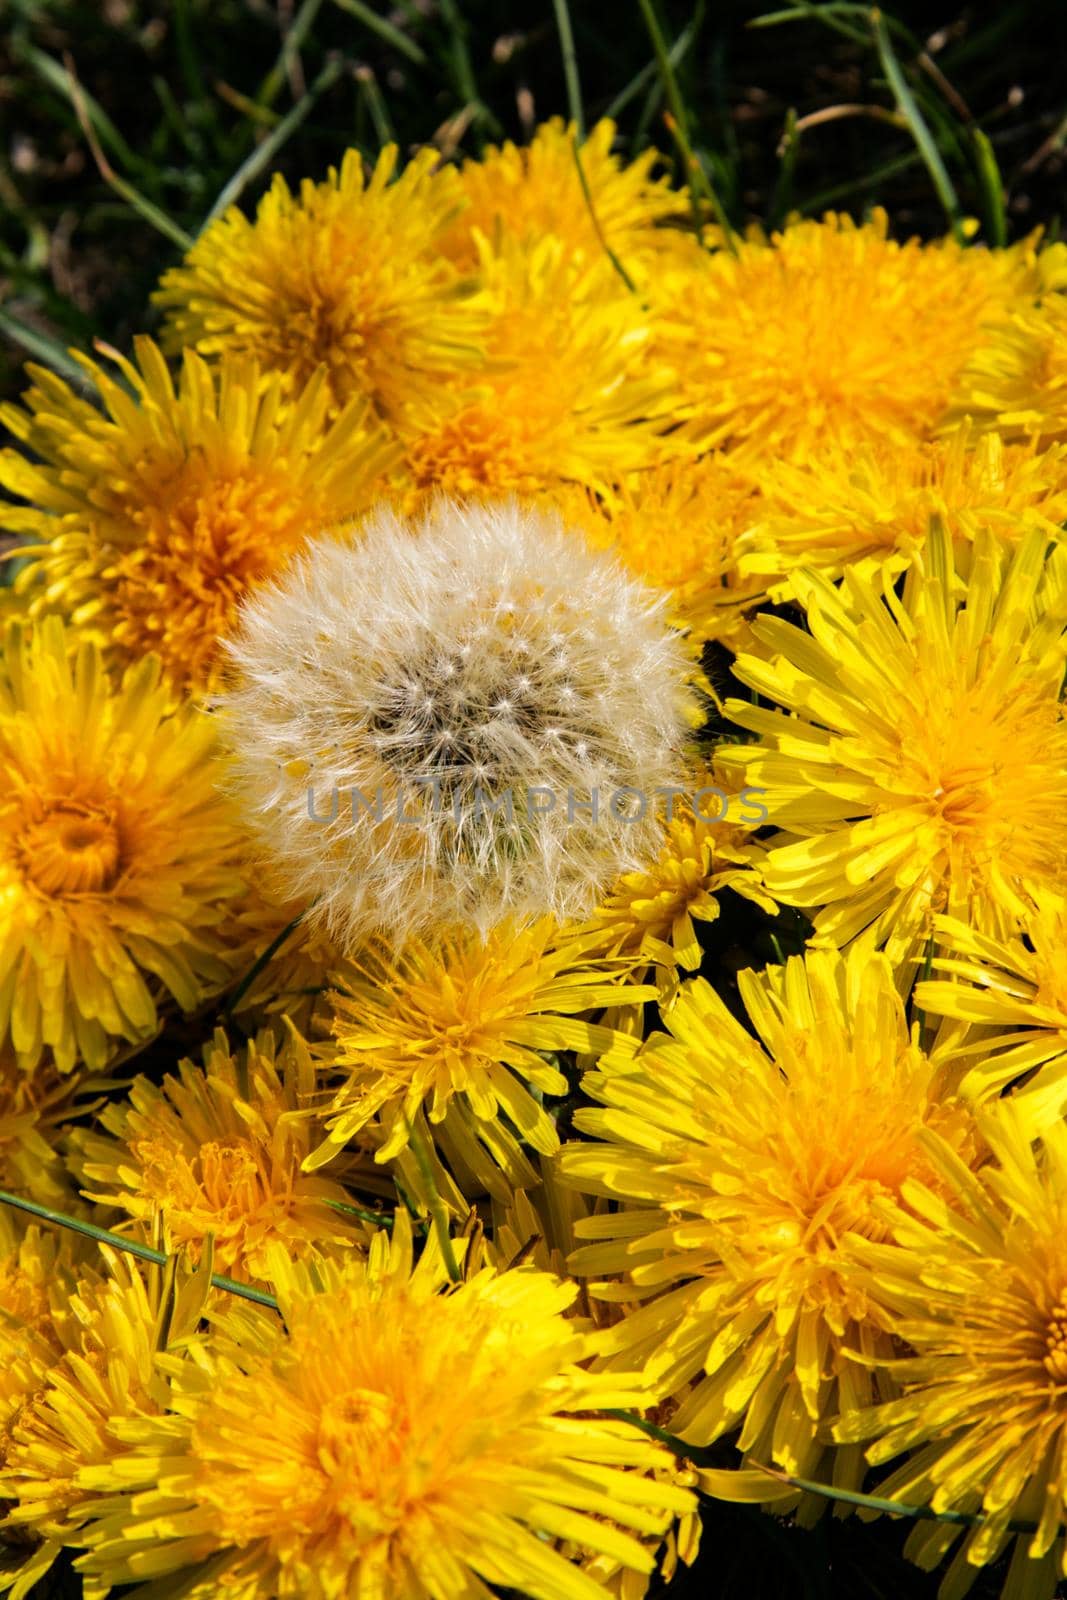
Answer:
[223, 498, 693, 947]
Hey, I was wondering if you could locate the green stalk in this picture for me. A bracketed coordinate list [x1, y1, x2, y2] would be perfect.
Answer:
[635, 0, 736, 251]
[222, 910, 306, 1019]
[871, 7, 964, 243]
[571, 137, 637, 291]
[331, 0, 429, 65]
[203, 60, 344, 230]
[0, 1190, 280, 1312]
[552, 0, 584, 140]
[606, 1411, 1040, 1532]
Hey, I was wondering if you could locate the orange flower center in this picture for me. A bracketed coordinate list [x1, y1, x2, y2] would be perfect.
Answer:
[19, 802, 122, 895]
[316, 1387, 405, 1480]
[403, 408, 552, 503]
[136, 1136, 269, 1225]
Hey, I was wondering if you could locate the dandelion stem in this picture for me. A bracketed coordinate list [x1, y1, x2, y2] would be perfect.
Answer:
[635, 0, 736, 252]
[571, 136, 637, 292]
[202, 58, 344, 231]
[0, 1189, 280, 1312]
[323, 1197, 395, 1230]
[605, 1412, 1040, 1532]
[552, 0, 584, 140]
[871, 8, 965, 244]
[748, 1462, 1040, 1534]
[222, 910, 306, 1019]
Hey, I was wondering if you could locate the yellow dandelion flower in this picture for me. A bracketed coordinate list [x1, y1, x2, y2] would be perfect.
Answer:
[68, 1027, 372, 1282]
[0, 619, 246, 1074]
[574, 780, 774, 973]
[656, 209, 1037, 462]
[0, 1053, 83, 1207]
[834, 1108, 1067, 1600]
[396, 236, 681, 503]
[74, 1217, 695, 1600]
[440, 117, 685, 276]
[739, 426, 1067, 588]
[0, 1214, 81, 1467]
[306, 918, 657, 1199]
[561, 945, 982, 1499]
[0, 1248, 216, 1595]
[914, 896, 1067, 1127]
[950, 290, 1067, 443]
[154, 146, 485, 420]
[0, 1212, 104, 1600]
[572, 1462, 702, 1600]
[0, 339, 396, 693]
[721, 525, 1067, 967]
[561, 456, 768, 653]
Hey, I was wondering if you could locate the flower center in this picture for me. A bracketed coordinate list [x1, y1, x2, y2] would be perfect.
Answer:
[19, 802, 122, 895]
[893, 676, 1067, 885]
[407, 408, 546, 499]
[317, 1387, 402, 1475]
[930, 765, 995, 830]
[135, 1137, 268, 1225]
[1044, 1297, 1067, 1382]
[113, 464, 322, 691]
[196, 1141, 267, 1216]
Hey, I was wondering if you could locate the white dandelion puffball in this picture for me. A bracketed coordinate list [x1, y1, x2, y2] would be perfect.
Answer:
[223, 498, 695, 946]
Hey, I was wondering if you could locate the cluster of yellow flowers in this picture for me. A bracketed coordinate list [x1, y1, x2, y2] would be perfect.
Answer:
[3, 116, 1067, 1600]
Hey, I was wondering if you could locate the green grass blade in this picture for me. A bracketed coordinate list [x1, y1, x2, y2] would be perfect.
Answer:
[749, 3, 869, 43]
[552, 0, 584, 139]
[173, 0, 208, 102]
[0, 1189, 281, 1312]
[750, 3, 922, 45]
[13, 43, 193, 251]
[0, 311, 89, 386]
[202, 58, 345, 231]
[768, 106, 799, 227]
[355, 64, 396, 145]
[95, 169, 194, 251]
[331, 0, 429, 65]
[222, 911, 307, 1019]
[16, 40, 144, 173]
[44, 53, 195, 251]
[871, 7, 964, 242]
[605, 13, 699, 121]
[971, 126, 1007, 246]
[635, 0, 736, 250]
[436, 0, 502, 139]
[804, 146, 922, 209]
[152, 75, 202, 160]
[571, 136, 636, 290]
[257, 0, 327, 110]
